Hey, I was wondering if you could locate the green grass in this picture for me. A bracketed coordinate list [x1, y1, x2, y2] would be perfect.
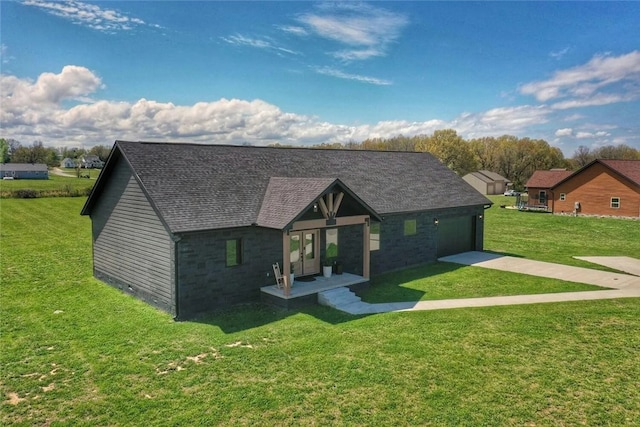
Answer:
[485, 195, 640, 268]
[363, 196, 640, 302]
[362, 262, 601, 303]
[0, 172, 96, 198]
[1, 198, 640, 425]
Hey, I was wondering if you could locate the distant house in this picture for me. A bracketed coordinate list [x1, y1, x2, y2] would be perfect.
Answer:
[551, 159, 640, 217]
[0, 163, 49, 180]
[80, 155, 104, 169]
[524, 169, 572, 210]
[462, 170, 511, 195]
[61, 158, 76, 168]
[82, 141, 492, 319]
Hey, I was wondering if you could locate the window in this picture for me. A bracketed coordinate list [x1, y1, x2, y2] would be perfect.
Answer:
[539, 191, 547, 204]
[370, 222, 380, 251]
[226, 239, 242, 267]
[560, 193, 566, 201]
[611, 197, 620, 209]
[404, 219, 416, 236]
[325, 229, 338, 258]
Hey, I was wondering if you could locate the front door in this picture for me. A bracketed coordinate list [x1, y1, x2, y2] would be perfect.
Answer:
[290, 230, 320, 276]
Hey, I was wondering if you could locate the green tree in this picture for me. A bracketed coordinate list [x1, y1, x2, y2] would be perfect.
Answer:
[0, 139, 9, 163]
[571, 145, 594, 168]
[11, 141, 58, 167]
[88, 144, 113, 161]
[414, 129, 478, 176]
[469, 137, 501, 172]
[593, 144, 640, 160]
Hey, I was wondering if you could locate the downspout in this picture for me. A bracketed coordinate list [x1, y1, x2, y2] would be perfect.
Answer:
[173, 234, 182, 320]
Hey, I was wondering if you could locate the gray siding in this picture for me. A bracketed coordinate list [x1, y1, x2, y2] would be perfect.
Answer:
[177, 226, 282, 318]
[91, 158, 175, 314]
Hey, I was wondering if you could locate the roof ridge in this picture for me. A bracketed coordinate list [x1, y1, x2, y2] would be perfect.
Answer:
[115, 140, 435, 154]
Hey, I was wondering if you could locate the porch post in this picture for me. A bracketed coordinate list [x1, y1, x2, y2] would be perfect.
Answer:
[282, 231, 291, 296]
[362, 217, 370, 279]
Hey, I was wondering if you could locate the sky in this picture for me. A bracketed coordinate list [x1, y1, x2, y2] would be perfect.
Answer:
[1, 1, 640, 156]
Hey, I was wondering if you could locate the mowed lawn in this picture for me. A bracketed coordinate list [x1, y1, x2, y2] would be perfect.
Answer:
[2, 198, 640, 426]
[0, 173, 96, 198]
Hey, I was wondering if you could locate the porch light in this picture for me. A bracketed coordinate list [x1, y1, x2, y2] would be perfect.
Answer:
[479, 214, 483, 220]
[434, 218, 439, 225]
[313, 203, 318, 213]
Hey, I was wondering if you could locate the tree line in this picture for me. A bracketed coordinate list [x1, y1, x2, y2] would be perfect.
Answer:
[2, 133, 638, 190]
[0, 139, 112, 167]
[313, 130, 639, 189]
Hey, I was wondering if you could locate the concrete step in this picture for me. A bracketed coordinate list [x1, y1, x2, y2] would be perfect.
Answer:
[318, 287, 362, 309]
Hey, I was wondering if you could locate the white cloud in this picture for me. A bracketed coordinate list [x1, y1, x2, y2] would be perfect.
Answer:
[2, 65, 102, 106]
[575, 131, 611, 139]
[2, 66, 630, 153]
[221, 34, 300, 56]
[0, 67, 470, 147]
[551, 91, 639, 110]
[277, 25, 308, 37]
[313, 66, 392, 86]
[519, 51, 640, 107]
[0, 44, 13, 64]
[22, 0, 154, 32]
[563, 114, 584, 122]
[298, 3, 408, 61]
[550, 47, 570, 60]
[449, 105, 551, 138]
[555, 128, 573, 137]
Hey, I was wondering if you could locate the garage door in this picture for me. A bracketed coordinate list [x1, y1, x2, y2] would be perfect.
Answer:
[437, 216, 476, 257]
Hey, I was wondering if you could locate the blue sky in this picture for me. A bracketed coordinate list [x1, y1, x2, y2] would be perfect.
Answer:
[1, 1, 639, 156]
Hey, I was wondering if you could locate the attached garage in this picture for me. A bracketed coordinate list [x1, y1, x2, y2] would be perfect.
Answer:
[437, 215, 476, 257]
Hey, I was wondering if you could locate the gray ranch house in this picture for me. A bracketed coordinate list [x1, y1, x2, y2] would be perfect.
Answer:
[82, 141, 491, 319]
[0, 163, 49, 179]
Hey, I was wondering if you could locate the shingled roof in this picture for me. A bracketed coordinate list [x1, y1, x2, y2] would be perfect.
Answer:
[525, 170, 573, 189]
[0, 163, 48, 172]
[82, 141, 491, 233]
[598, 159, 640, 186]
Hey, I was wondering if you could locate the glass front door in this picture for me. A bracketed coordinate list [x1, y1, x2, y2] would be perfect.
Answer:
[290, 230, 320, 276]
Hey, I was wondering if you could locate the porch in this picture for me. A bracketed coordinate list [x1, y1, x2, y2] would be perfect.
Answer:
[261, 272, 368, 308]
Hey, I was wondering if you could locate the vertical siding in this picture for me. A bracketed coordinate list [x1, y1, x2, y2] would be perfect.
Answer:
[91, 159, 175, 314]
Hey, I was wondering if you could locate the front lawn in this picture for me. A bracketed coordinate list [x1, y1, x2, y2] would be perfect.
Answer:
[1, 198, 639, 426]
[362, 262, 601, 303]
[484, 195, 640, 268]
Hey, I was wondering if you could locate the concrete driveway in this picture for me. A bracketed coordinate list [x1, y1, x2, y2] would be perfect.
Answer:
[438, 251, 640, 290]
[319, 252, 640, 314]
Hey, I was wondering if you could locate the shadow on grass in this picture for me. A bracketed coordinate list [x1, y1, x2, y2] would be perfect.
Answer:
[189, 302, 363, 333]
[483, 250, 525, 259]
[361, 262, 456, 303]
[191, 259, 485, 331]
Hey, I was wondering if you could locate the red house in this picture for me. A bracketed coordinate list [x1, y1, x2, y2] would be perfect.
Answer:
[524, 169, 572, 211]
[552, 159, 640, 218]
